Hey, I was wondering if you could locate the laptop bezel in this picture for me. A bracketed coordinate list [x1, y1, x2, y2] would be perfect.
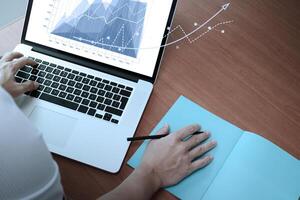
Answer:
[21, 0, 178, 84]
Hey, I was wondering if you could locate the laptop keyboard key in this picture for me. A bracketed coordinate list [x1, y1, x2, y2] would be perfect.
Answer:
[30, 90, 41, 98]
[40, 93, 79, 110]
[59, 91, 67, 98]
[65, 68, 72, 72]
[29, 75, 37, 81]
[87, 108, 96, 116]
[111, 119, 119, 124]
[44, 87, 52, 93]
[45, 67, 54, 73]
[17, 71, 30, 79]
[90, 87, 98, 94]
[89, 101, 97, 108]
[102, 79, 109, 84]
[105, 92, 113, 98]
[66, 87, 74, 93]
[60, 78, 68, 84]
[60, 71, 68, 77]
[81, 91, 89, 98]
[15, 77, 23, 83]
[78, 105, 88, 113]
[103, 113, 112, 121]
[98, 89, 105, 96]
[74, 96, 82, 103]
[82, 99, 90, 105]
[53, 76, 60, 82]
[20, 66, 32, 73]
[126, 86, 133, 91]
[89, 94, 96, 101]
[38, 71, 46, 77]
[95, 114, 103, 119]
[58, 84, 67, 91]
[97, 103, 105, 110]
[38, 64, 46, 70]
[66, 94, 75, 101]
[97, 82, 105, 89]
[75, 82, 83, 89]
[96, 96, 104, 103]
[112, 87, 120, 93]
[104, 99, 112, 106]
[113, 94, 121, 101]
[67, 73, 75, 79]
[120, 97, 128, 110]
[89, 80, 97, 86]
[120, 89, 131, 97]
[82, 78, 90, 84]
[51, 82, 59, 89]
[42, 61, 49, 65]
[51, 89, 59, 96]
[104, 85, 112, 91]
[105, 106, 123, 116]
[75, 76, 82, 82]
[112, 101, 120, 108]
[74, 89, 81, 95]
[46, 74, 54, 80]
[31, 69, 39, 75]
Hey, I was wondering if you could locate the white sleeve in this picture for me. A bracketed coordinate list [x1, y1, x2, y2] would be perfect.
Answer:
[0, 87, 64, 200]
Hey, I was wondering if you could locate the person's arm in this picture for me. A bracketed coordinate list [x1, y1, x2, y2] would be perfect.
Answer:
[100, 124, 217, 200]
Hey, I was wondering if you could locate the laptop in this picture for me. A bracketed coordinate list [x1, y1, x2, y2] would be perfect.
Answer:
[13, 0, 178, 173]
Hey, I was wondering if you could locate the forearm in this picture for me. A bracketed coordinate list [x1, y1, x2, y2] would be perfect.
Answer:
[99, 165, 160, 200]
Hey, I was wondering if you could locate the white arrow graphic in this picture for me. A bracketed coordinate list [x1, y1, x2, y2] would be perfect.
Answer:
[161, 3, 230, 48]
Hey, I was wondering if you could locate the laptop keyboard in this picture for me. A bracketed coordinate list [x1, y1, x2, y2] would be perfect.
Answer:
[14, 57, 134, 124]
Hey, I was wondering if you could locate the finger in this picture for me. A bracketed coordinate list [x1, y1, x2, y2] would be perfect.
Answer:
[156, 124, 169, 135]
[184, 131, 211, 150]
[12, 57, 37, 73]
[14, 81, 39, 95]
[189, 140, 217, 160]
[175, 124, 201, 140]
[189, 155, 214, 173]
[1, 52, 23, 62]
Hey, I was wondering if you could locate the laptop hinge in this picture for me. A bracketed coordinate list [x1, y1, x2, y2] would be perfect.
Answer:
[31, 46, 139, 83]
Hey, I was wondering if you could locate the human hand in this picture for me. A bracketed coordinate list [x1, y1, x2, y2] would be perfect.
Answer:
[139, 124, 217, 189]
[0, 52, 38, 97]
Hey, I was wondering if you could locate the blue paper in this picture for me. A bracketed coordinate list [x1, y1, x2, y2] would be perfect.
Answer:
[128, 96, 300, 200]
[202, 133, 300, 200]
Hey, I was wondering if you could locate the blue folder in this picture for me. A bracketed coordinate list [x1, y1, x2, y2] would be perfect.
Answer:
[128, 96, 300, 200]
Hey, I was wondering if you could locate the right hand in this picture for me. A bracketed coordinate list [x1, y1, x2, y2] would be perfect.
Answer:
[139, 124, 217, 188]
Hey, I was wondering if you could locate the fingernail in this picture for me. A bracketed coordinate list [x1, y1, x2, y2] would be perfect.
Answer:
[211, 140, 217, 145]
[34, 82, 39, 88]
[206, 131, 211, 136]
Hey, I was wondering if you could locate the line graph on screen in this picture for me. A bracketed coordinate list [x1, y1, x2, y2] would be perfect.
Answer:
[50, 0, 147, 58]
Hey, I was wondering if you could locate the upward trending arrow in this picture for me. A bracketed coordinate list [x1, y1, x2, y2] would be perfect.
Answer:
[222, 3, 230, 10]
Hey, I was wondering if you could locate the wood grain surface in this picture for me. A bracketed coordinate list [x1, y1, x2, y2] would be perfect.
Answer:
[0, 0, 299, 199]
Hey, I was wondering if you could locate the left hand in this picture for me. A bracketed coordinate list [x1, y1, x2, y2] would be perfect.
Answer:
[0, 52, 39, 97]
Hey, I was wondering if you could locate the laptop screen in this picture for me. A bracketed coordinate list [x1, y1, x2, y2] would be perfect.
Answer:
[24, 0, 175, 78]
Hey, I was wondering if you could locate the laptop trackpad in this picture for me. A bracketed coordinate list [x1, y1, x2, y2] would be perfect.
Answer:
[29, 107, 77, 148]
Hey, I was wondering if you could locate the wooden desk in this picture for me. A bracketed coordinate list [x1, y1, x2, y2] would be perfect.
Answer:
[1, 0, 299, 199]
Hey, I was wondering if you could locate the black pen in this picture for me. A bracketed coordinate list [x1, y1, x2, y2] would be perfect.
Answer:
[127, 131, 204, 142]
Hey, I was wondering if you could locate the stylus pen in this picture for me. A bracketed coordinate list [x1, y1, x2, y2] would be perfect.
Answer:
[127, 131, 204, 142]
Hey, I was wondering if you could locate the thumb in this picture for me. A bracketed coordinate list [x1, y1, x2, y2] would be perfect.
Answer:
[156, 124, 169, 135]
[16, 81, 39, 95]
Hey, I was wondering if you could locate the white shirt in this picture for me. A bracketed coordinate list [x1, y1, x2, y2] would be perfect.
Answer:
[0, 87, 64, 200]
